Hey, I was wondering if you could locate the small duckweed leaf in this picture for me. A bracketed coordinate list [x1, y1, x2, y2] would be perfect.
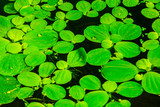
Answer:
[17, 87, 34, 99]
[141, 8, 159, 19]
[91, 0, 106, 11]
[142, 40, 159, 50]
[30, 19, 47, 30]
[76, 0, 91, 14]
[52, 20, 67, 32]
[105, 0, 121, 8]
[122, 0, 139, 7]
[100, 13, 116, 24]
[59, 30, 74, 41]
[54, 99, 75, 107]
[58, 2, 73, 11]
[112, 6, 128, 19]
[6, 43, 22, 54]
[66, 10, 83, 21]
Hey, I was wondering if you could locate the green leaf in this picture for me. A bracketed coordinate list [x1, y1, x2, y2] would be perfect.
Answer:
[41, 4, 56, 11]
[141, 8, 159, 19]
[122, 0, 139, 7]
[52, 41, 74, 54]
[23, 46, 39, 55]
[86, 10, 99, 17]
[142, 72, 160, 95]
[110, 21, 124, 34]
[72, 34, 85, 43]
[59, 30, 74, 41]
[27, 102, 45, 107]
[4, 3, 17, 14]
[54, 99, 75, 107]
[30, 19, 47, 30]
[112, 6, 128, 19]
[76, 101, 88, 107]
[110, 34, 122, 43]
[102, 81, 117, 92]
[12, 16, 25, 26]
[58, 2, 73, 11]
[76, 0, 91, 14]
[42, 84, 66, 100]
[105, 0, 121, 8]
[23, 29, 58, 49]
[105, 101, 123, 107]
[147, 32, 159, 40]
[29, 0, 41, 5]
[47, 0, 58, 6]
[79, 75, 101, 90]
[114, 41, 141, 58]
[0, 37, 10, 54]
[39, 62, 56, 78]
[142, 40, 159, 50]
[0, 16, 12, 37]
[20, 6, 34, 16]
[100, 13, 116, 24]
[53, 69, 72, 84]
[119, 100, 131, 107]
[6, 43, 22, 54]
[0, 75, 21, 104]
[17, 72, 41, 87]
[67, 47, 87, 67]
[69, 85, 85, 100]
[52, 20, 67, 32]
[66, 10, 83, 21]
[147, 0, 160, 3]
[0, 54, 26, 76]
[136, 58, 152, 71]
[56, 60, 68, 70]
[117, 81, 143, 98]
[84, 91, 109, 107]
[91, 0, 106, 11]
[118, 24, 142, 40]
[7, 29, 24, 42]
[14, 0, 30, 11]
[101, 60, 139, 82]
[147, 45, 160, 67]
[24, 15, 35, 22]
[55, 11, 66, 20]
[17, 87, 34, 99]
[152, 18, 160, 33]
[34, 9, 51, 19]
[84, 25, 110, 43]
[87, 48, 111, 66]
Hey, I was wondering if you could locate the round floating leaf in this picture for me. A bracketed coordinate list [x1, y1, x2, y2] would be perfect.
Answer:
[29, 0, 41, 5]
[17, 72, 41, 87]
[69, 85, 85, 100]
[0, 16, 12, 37]
[52, 41, 74, 54]
[142, 72, 160, 95]
[20, 6, 34, 16]
[17, 87, 34, 99]
[54, 99, 75, 107]
[105, 101, 123, 107]
[100, 13, 116, 24]
[119, 100, 131, 107]
[147, 0, 160, 3]
[55, 11, 66, 20]
[23, 46, 39, 55]
[67, 47, 87, 67]
[39, 62, 56, 78]
[147, 45, 160, 67]
[52, 20, 67, 32]
[91, 0, 106, 11]
[53, 69, 72, 84]
[6, 43, 22, 54]
[122, 0, 139, 7]
[147, 32, 159, 40]
[25, 51, 46, 66]
[84, 91, 109, 107]
[102, 81, 117, 92]
[87, 48, 111, 66]
[136, 58, 152, 71]
[8, 29, 24, 42]
[0, 75, 21, 104]
[84, 25, 110, 43]
[141, 8, 159, 19]
[110, 34, 122, 43]
[42, 84, 66, 100]
[105, 0, 121, 8]
[76, 0, 91, 14]
[12, 16, 25, 26]
[66, 10, 83, 21]
[23, 29, 58, 49]
[0, 54, 26, 76]
[0, 37, 10, 54]
[34, 9, 51, 19]
[110, 21, 124, 34]
[142, 40, 159, 50]
[27, 102, 45, 107]
[24, 15, 35, 22]
[42, 78, 52, 85]
[79, 75, 101, 90]
[76, 101, 88, 107]
[114, 41, 141, 58]
[155, 2, 160, 10]
[152, 18, 160, 33]
[72, 34, 85, 43]
[59, 30, 74, 41]
[58, 2, 73, 11]
[101, 39, 113, 49]
[4, 3, 17, 14]
[118, 24, 142, 40]
[117, 81, 143, 98]
[41, 4, 56, 11]
[14, 0, 30, 11]
[101, 60, 139, 82]
[86, 10, 99, 17]
[123, 18, 134, 24]
[112, 6, 128, 19]
[47, 0, 58, 5]
[30, 19, 47, 30]
[56, 60, 68, 70]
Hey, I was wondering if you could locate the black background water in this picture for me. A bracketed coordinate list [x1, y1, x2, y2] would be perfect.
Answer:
[0, 0, 160, 107]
